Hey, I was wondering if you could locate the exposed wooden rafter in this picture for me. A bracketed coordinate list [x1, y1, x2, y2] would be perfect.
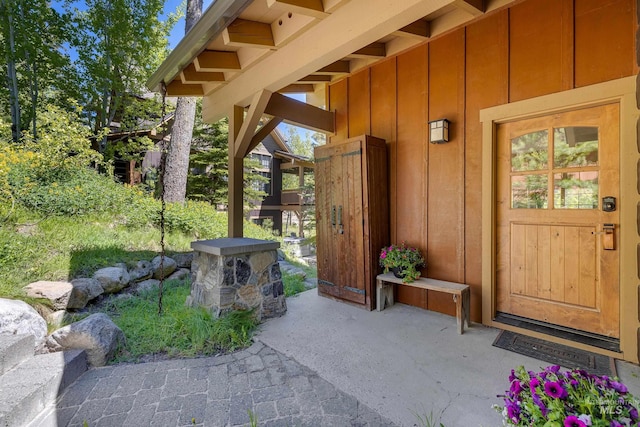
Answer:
[298, 74, 333, 83]
[223, 19, 275, 48]
[395, 19, 430, 39]
[315, 60, 350, 75]
[166, 79, 204, 96]
[349, 42, 386, 59]
[180, 64, 225, 84]
[194, 50, 241, 71]
[455, 0, 485, 16]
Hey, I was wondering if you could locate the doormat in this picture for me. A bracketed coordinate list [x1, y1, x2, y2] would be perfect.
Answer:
[493, 330, 616, 377]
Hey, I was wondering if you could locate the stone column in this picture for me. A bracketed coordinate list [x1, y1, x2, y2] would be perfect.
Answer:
[187, 238, 286, 321]
[186, 238, 287, 321]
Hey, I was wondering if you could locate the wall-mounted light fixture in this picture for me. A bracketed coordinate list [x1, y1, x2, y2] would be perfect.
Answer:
[428, 119, 450, 144]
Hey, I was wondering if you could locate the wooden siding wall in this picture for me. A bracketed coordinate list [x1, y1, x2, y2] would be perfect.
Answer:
[327, 0, 636, 321]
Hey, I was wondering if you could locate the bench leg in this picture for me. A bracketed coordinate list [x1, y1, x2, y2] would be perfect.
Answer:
[462, 288, 471, 330]
[376, 280, 394, 311]
[453, 294, 463, 334]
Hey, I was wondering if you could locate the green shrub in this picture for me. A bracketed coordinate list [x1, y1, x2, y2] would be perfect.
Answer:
[99, 279, 258, 362]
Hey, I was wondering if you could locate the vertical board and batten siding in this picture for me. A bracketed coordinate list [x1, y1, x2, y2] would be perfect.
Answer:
[326, 0, 637, 322]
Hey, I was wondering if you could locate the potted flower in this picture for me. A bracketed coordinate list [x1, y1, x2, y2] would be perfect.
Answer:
[495, 365, 639, 427]
[379, 242, 425, 283]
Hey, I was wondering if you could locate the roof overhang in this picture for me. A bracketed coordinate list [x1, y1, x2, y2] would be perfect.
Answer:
[148, 0, 516, 127]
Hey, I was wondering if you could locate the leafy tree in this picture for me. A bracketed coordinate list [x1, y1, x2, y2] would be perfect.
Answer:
[0, 0, 77, 141]
[70, 0, 177, 151]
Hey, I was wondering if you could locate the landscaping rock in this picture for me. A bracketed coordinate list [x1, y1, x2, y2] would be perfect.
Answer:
[167, 268, 190, 282]
[45, 313, 125, 367]
[0, 298, 47, 351]
[279, 261, 307, 279]
[171, 252, 194, 269]
[24, 281, 74, 311]
[69, 278, 104, 308]
[128, 260, 153, 283]
[94, 266, 131, 293]
[135, 279, 160, 293]
[151, 255, 177, 279]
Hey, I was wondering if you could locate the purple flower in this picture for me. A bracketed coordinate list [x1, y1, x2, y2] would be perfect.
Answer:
[510, 380, 522, 395]
[610, 381, 628, 394]
[533, 392, 547, 416]
[609, 421, 623, 427]
[545, 381, 568, 399]
[564, 415, 587, 427]
[630, 406, 638, 421]
[506, 402, 520, 422]
[530, 377, 540, 391]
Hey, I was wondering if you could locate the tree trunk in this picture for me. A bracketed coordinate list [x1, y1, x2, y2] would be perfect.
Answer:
[163, 0, 202, 203]
[4, 0, 21, 142]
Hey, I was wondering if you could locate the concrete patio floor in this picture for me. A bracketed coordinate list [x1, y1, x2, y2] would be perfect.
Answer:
[257, 289, 640, 427]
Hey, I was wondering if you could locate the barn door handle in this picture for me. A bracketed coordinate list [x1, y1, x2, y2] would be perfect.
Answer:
[592, 224, 615, 250]
[337, 206, 343, 226]
[331, 206, 336, 227]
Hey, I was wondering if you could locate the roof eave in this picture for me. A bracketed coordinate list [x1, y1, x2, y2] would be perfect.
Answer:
[146, 0, 253, 92]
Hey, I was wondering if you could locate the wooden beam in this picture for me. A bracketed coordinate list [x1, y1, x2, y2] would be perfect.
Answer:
[235, 90, 273, 158]
[266, 0, 327, 18]
[264, 92, 334, 133]
[395, 19, 430, 39]
[180, 64, 225, 84]
[298, 74, 332, 83]
[454, 0, 484, 16]
[349, 42, 386, 58]
[247, 117, 284, 154]
[228, 105, 245, 238]
[223, 19, 275, 48]
[165, 80, 204, 96]
[194, 50, 241, 71]
[315, 60, 350, 75]
[279, 84, 315, 93]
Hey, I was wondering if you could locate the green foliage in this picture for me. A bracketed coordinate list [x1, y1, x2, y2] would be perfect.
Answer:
[282, 272, 307, 297]
[90, 279, 258, 363]
[71, 0, 177, 137]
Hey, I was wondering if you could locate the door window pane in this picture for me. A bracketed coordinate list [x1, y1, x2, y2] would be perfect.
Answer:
[511, 130, 548, 172]
[512, 174, 548, 209]
[553, 127, 598, 168]
[553, 172, 598, 209]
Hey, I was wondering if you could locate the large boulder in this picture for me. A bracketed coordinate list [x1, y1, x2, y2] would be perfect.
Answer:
[45, 313, 125, 367]
[128, 260, 153, 283]
[0, 298, 47, 351]
[151, 255, 177, 280]
[94, 266, 131, 293]
[69, 278, 104, 308]
[24, 281, 74, 310]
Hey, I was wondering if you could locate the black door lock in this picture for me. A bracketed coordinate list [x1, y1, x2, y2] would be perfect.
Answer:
[602, 196, 616, 212]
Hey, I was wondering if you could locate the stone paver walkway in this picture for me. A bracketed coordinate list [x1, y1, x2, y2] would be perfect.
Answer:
[31, 341, 394, 427]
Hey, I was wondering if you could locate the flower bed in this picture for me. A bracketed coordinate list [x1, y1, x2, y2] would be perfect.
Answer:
[496, 365, 639, 427]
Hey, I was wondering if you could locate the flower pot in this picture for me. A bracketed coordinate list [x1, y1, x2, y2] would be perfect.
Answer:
[392, 267, 406, 279]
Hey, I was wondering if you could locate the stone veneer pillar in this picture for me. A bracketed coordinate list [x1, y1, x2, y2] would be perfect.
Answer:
[186, 238, 286, 321]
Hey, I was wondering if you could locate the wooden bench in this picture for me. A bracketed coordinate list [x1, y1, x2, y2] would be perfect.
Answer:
[376, 272, 471, 334]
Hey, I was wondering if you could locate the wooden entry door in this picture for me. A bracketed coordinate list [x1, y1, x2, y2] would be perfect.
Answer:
[496, 104, 620, 338]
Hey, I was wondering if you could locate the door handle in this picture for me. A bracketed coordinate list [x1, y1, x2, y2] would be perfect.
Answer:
[592, 224, 615, 250]
[331, 206, 336, 227]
